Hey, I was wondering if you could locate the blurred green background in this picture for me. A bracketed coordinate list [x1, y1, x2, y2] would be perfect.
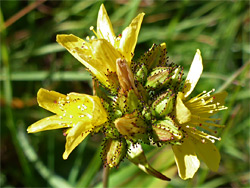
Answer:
[1, 0, 249, 187]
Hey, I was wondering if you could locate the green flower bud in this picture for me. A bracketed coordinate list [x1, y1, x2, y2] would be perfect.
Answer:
[168, 65, 184, 92]
[146, 43, 167, 70]
[133, 43, 167, 71]
[106, 70, 120, 94]
[152, 117, 182, 144]
[114, 113, 148, 143]
[101, 138, 127, 168]
[142, 105, 153, 121]
[135, 63, 148, 84]
[145, 64, 184, 92]
[145, 67, 173, 89]
[118, 89, 141, 114]
[151, 89, 175, 118]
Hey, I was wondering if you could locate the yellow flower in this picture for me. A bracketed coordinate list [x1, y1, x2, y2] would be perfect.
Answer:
[27, 88, 108, 160]
[172, 49, 228, 180]
[56, 4, 144, 90]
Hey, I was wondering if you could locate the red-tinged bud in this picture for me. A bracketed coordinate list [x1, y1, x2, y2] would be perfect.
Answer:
[152, 117, 183, 144]
[114, 113, 148, 143]
[116, 58, 139, 96]
[101, 138, 127, 168]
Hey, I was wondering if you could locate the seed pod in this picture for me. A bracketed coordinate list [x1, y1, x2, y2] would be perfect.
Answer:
[151, 89, 175, 118]
[152, 117, 182, 144]
[101, 138, 127, 168]
[114, 113, 148, 143]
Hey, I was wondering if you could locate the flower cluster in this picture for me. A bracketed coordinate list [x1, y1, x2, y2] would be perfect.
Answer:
[28, 4, 227, 181]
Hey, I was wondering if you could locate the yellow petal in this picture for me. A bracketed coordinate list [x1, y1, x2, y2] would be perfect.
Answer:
[183, 49, 203, 98]
[57, 34, 121, 88]
[176, 92, 191, 124]
[193, 138, 221, 171]
[119, 13, 145, 64]
[27, 115, 69, 133]
[63, 120, 93, 159]
[97, 4, 116, 45]
[37, 88, 66, 114]
[172, 138, 200, 180]
[89, 39, 120, 72]
[67, 93, 108, 125]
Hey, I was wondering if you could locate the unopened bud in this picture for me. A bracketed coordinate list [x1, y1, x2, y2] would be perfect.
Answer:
[152, 89, 175, 118]
[145, 64, 184, 92]
[169, 65, 183, 90]
[118, 89, 140, 114]
[114, 113, 148, 142]
[135, 63, 148, 84]
[141, 43, 167, 70]
[145, 67, 173, 90]
[116, 58, 138, 96]
[152, 117, 182, 143]
[101, 138, 127, 168]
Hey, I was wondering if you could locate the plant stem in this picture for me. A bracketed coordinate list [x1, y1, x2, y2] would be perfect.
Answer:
[103, 165, 109, 188]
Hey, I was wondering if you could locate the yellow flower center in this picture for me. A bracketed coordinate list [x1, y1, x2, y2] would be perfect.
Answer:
[176, 89, 227, 142]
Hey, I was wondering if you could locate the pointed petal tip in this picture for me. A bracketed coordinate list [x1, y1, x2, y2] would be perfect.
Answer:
[147, 166, 171, 181]
[56, 34, 67, 43]
[63, 152, 68, 160]
[140, 12, 145, 16]
[161, 42, 166, 47]
[56, 34, 65, 43]
[26, 127, 32, 133]
[100, 3, 105, 9]
[99, 3, 107, 16]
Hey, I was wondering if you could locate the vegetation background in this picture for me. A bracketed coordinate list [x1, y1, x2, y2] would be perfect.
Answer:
[1, 0, 249, 187]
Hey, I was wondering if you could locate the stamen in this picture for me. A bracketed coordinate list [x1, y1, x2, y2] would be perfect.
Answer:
[90, 26, 100, 38]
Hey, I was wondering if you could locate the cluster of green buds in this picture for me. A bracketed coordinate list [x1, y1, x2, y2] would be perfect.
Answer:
[97, 43, 184, 168]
